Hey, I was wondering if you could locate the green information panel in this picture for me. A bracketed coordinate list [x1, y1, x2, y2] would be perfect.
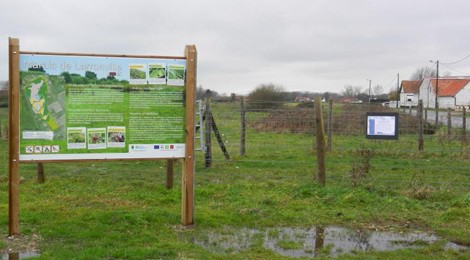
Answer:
[19, 54, 186, 161]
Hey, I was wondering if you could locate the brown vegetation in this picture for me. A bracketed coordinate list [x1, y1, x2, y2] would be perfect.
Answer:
[250, 103, 431, 135]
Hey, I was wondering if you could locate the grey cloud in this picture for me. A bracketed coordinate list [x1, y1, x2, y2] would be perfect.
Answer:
[1, 0, 470, 94]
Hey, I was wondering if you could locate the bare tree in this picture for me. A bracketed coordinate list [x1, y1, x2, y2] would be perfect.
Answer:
[195, 85, 205, 100]
[0, 81, 7, 90]
[341, 85, 363, 97]
[372, 85, 384, 96]
[341, 85, 354, 97]
[410, 66, 437, 80]
[353, 86, 363, 97]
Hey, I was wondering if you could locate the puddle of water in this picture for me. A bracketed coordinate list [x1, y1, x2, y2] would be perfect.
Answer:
[191, 226, 468, 257]
[192, 227, 259, 254]
[1, 251, 40, 260]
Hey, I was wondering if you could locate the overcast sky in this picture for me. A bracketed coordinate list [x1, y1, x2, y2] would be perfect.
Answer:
[1, 0, 470, 95]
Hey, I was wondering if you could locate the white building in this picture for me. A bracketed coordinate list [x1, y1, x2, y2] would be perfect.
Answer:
[399, 80, 421, 107]
[418, 77, 470, 109]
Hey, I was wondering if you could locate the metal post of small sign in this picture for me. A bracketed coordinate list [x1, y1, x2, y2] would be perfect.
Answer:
[418, 100, 424, 151]
[447, 108, 452, 141]
[463, 107, 467, 143]
[8, 37, 20, 235]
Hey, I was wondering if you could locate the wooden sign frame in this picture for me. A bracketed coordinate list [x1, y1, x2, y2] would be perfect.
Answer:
[8, 37, 196, 235]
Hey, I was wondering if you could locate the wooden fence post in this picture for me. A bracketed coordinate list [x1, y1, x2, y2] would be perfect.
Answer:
[240, 97, 246, 156]
[37, 163, 45, 183]
[314, 96, 326, 186]
[327, 99, 333, 151]
[204, 95, 212, 168]
[447, 108, 452, 141]
[418, 100, 424, 151]
[210, 114, 230, 160]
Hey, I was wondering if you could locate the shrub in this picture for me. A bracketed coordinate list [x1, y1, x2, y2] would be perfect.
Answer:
[247, 83, 285, 110]
[349, 146, 373, 187]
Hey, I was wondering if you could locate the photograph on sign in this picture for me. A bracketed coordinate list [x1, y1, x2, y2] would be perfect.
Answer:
[19, 54, 187, 161]
[365, 112, 399, 140]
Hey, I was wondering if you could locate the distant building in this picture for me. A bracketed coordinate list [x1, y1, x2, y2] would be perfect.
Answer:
[295, 96, 311, 102]
[418, 77, 470, 109]
[399, 80, 421, 107]
[339, 97, 362, 104]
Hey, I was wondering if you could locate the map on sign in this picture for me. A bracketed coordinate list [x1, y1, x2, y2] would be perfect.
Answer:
[25, 76, 60, 131]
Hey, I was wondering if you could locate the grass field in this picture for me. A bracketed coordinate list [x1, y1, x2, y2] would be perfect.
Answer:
[1, 105, 469, 259]
[0, 107, 6, 139]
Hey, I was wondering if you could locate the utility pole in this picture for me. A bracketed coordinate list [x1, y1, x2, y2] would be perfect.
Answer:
[368, 79, 372, 104]
[396, 73, 399, 108]
[435, 60, 439, 126]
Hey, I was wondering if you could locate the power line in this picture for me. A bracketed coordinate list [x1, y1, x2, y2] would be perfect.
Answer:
[440, 63, 470, 76]
[441, 54, 470, 65]
[385, 75, 398, 88]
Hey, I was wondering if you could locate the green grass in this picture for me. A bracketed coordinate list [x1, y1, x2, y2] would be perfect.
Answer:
[129, 68, 146, 79]
[1, 104, 470, 259]
[0, 107, 7, 139]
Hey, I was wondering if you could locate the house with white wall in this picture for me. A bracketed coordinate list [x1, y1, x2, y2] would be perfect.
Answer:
[399, 80, 421, 107]
[418, 78, 434, 108]
[418, 77, 470, 109]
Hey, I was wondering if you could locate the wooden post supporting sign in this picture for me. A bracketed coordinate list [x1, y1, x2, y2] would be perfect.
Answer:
[182, 45, 196, 226]
[37, 163, 45, 183]
[8, 37, 20, 236]
[166, 159, 174, 189]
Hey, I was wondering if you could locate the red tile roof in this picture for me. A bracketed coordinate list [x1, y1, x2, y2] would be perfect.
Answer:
[430, 79, 470, 97]
[401, 80, 421, 93]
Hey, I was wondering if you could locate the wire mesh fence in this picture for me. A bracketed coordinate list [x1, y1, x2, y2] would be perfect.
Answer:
[1, 100, 469, 191]
[198, 100, 470, 191]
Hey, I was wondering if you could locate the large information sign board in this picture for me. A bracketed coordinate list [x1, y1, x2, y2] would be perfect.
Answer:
[9, 39, 196, 235]
[19, 54, 187, 161]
